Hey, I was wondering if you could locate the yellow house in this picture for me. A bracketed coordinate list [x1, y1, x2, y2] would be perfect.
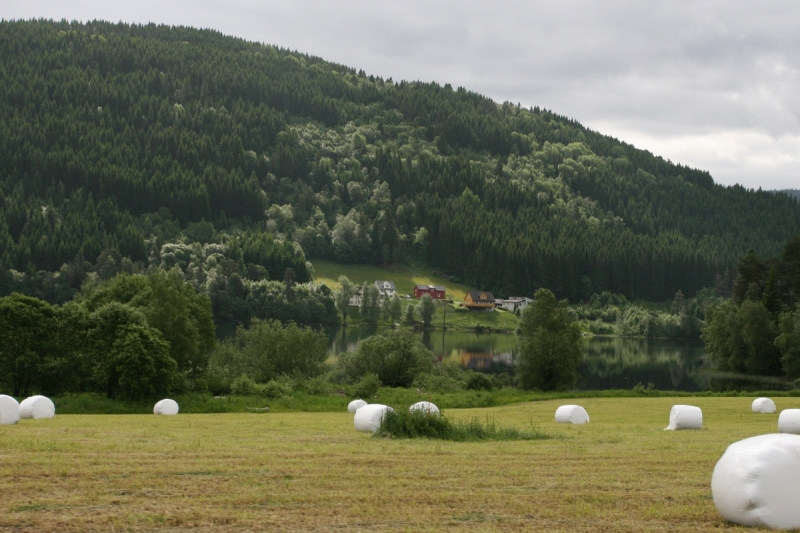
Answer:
[463, 291, 496, 310]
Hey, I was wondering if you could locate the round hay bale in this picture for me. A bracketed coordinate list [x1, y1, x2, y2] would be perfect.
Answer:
[752, 397, 777, 414]
[347, 399, 367, 413]
[0, 395, 20, 425]
[153, 399, 179, 416]
[665, 404, 702, 430]
[779, 409, 800, 434]
[353, 404, 393, 433]
[554, 404, 589, 424]
[712, 433, 800, 529]
[409, 401, 440, 415]
[19, 395, 55, 419]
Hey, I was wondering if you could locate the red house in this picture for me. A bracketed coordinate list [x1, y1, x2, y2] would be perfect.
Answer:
[413, 284, 446, 299]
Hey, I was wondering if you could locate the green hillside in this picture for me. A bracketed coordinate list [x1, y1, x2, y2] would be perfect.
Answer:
[1, 18, 800, 311]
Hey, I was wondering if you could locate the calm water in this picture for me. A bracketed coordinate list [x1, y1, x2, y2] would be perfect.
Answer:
[327, 328, 709, 392]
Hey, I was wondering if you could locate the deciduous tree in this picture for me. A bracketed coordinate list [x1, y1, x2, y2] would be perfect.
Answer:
[518, 288, 582, 391]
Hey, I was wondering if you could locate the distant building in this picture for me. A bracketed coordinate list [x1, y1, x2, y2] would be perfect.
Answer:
[374, 280, 397, 300]
[496, 297, 533, 313]
[414, 284, 446, 299]
[463, 291, 496, 310]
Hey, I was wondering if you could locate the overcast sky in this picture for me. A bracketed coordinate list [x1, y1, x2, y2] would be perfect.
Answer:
[4, 1, 800, 190]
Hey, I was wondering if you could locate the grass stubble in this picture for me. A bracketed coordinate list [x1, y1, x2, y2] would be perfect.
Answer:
[0, 397, 791, 532]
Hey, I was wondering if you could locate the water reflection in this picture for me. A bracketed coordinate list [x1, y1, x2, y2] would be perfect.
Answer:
[326, 328, 708, 391]
[577, 336, 708, 392]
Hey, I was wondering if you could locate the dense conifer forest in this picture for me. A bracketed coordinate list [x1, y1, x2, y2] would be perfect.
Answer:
[2, 18, 800, 311]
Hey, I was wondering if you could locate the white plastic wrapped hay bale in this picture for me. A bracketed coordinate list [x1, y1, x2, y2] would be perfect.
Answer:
[19, 395, 55, 419]
[347, 399, 367, 413]
[752, 397, 777, 414]
[353, 404, 393, 433]
[0, 395, 20, 425]
[712, 434, 800, 529]
[554, 405, 589, 424]
[664, 404, 702, 430]
[153, 399, 179, 415]
[409, 401, 440, 415]
[778, 409, 800, 434]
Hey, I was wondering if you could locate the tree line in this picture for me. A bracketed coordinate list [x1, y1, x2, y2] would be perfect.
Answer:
[703, 235, 800, 387]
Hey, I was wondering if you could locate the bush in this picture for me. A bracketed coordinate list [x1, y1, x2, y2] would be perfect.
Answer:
[413, 372, 465, 393]
[305, 374, 331, 396]
[231, 374, 264, 396]
[353, 373, 381, 399]
[262, 378, 292, 399]
[465, 372, 494, 391]
[413, 361, 467, 393]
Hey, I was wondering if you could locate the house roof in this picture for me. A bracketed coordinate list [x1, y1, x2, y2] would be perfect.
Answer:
[374, 280, 396, 291]
[467, 291, 495, 302]
[415, 284, 445, 291]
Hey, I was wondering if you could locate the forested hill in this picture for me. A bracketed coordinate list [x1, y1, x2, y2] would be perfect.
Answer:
[2, 19, 799, 305]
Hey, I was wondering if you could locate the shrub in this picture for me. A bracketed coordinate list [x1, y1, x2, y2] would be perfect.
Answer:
[413, 361, 467, 393]
[465, 372, 494, 391]
[305, 375, 331, 396]
[262, 378, 292, 399]
[231, 374, 264, 396]
[413, 372, 465, 393]
[353, 373, 381, 399]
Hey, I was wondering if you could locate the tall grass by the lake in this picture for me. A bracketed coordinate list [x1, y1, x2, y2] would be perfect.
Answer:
[375, 408, 551, 441]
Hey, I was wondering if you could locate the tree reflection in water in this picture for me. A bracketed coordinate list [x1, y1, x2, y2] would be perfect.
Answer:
[327, 328, 708, 391]
[577, 336, 708, 391]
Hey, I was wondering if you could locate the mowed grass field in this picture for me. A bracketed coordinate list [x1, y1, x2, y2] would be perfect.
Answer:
[1, 397, 792, 532]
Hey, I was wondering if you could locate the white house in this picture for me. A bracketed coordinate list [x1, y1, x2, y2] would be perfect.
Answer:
[374, 280, 397, 300]
[348, 280, 397, 307]
[496, 297, 533, 313]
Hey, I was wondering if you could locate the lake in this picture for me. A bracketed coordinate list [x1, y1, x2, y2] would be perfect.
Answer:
[327, 328, 709, 392]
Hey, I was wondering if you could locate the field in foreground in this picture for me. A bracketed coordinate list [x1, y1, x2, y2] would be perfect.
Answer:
[1, 397, 793, 532]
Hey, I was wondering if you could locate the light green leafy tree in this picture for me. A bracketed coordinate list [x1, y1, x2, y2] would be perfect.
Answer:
[418, 293, 436, 327]
[360, 282, 381, 324]
[404, 301, 417, 323]
[334, 275, 356, 324]
[389, 294, 403, 324]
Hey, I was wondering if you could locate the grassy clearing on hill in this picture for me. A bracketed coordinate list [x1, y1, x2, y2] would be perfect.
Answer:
[311, 259, 476, 301]
[1, 397, 793, 532]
